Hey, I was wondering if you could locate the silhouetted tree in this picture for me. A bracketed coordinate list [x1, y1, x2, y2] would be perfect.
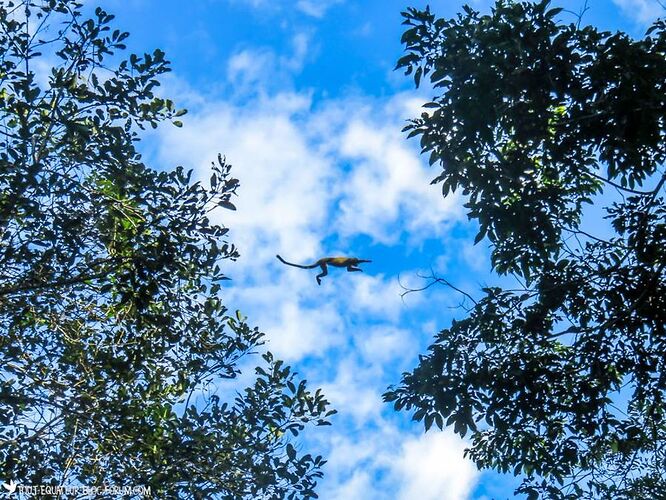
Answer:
[0, 1, 333, 497]
[385, 1, 665, 497]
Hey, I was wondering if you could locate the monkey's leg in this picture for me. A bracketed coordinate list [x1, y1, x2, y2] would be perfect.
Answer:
[346, 266, 362, 272]
[316, 263, 328, 285]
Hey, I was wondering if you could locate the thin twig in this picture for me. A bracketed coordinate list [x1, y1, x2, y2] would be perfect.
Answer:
[399, 267, 478, 306]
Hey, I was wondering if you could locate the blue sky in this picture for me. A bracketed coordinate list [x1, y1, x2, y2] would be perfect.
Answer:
[97, 0, 665, 498]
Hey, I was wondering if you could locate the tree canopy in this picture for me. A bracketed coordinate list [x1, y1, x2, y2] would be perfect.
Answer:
[0, 1, 333, 497]
[385, 1, 666, 498]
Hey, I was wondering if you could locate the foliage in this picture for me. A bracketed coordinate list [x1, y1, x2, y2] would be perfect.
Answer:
[385, 1, 666, 498]
[0, 1, 333, 497]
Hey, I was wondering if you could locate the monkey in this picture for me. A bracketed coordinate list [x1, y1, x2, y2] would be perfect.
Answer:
[276, 255, 372, 285]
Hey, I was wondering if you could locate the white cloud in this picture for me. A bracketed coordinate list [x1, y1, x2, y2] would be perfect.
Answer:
[334, 108, 464, 244]
[392, 432, 479, 500]
[296, 0, 344, 18]
[346, 274, 414, 321]
[226, 0, 269, 8]
[226, 48, 274, 87]
[355, 325, 417, 365]
[612, 0, 665, 24]
[321, 433, 385, 499]
[319, 360, 385, 424]
[329, 470, 373, 499]
[461, 240, 490, 273]
[257, 297, 345, 360]
[226, 33, 312, 94]
[352, 21, 373, 37]
[317, 426, 479, 500]
[288, 32, 310, 70]
[225, 0, 343, 18]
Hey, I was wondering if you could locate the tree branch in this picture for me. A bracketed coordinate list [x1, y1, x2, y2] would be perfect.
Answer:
[399, 268, 478, 306]
[0, 259, 122, 297]
[589, 171, 663, 196]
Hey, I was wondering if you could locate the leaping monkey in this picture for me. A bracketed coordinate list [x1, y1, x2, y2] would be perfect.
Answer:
[276, 255, 372, 285]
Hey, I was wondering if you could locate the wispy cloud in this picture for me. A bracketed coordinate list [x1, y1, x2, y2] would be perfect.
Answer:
[392, 432, 478, 500]
[335, 114, 463, 243]
[345, 275, 409, 321]
[227, 33, 312, 94]
[225, 0, 344, 18]
[612, 0, 665, 24]
[318, 425, 479, 499]
[296, 0, 344, 18]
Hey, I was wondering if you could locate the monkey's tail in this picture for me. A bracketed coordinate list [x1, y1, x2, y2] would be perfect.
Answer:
[276, 255, 318, 269]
